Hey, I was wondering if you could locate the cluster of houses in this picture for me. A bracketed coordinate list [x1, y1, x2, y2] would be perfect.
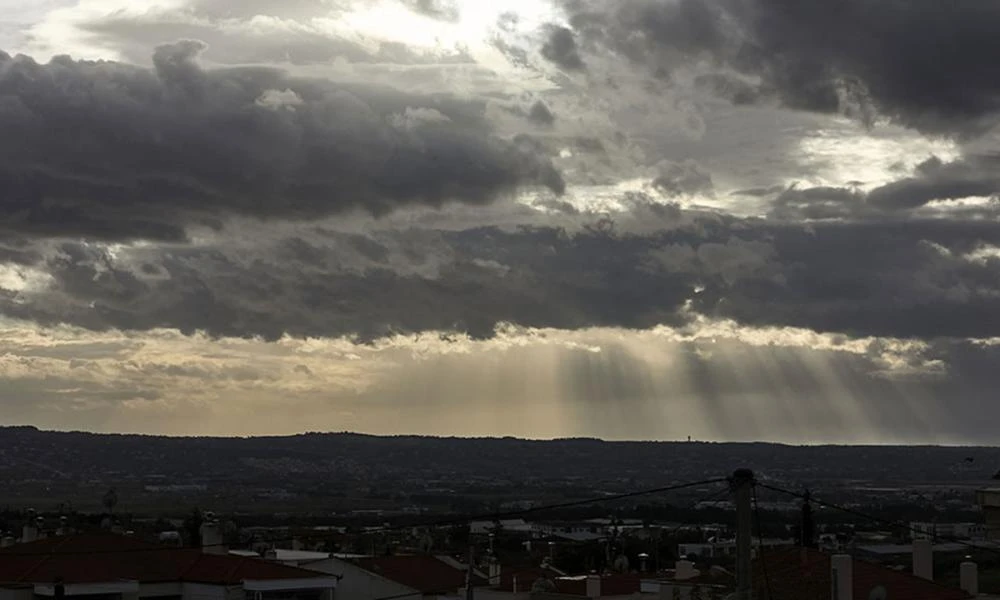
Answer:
[7, 486, 1000, 600]
[0, 513, 994, 600]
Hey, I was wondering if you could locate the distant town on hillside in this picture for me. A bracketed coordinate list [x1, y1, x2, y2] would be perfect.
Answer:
[2, 426, 998, 517]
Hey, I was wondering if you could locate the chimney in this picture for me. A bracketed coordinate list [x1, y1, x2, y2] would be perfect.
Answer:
[912, 538, 933, 581]
[488, 559, 501, 586]
[960, 560, 978, 597]
[638, 553, 649, 573]
[585, 574, 601, 599]
[831, 554, 853, 600]
[199, 520, 225, 555]
[56, 516, 70, 537]
[21, 515, 39, 543]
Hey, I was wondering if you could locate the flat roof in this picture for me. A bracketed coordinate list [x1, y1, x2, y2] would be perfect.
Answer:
[858, 542, 1000, 555]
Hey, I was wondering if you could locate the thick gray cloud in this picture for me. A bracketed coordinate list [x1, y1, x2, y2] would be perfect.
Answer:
[528, 100, 555, 126]
[6, 206, 1000, 343]
[867, 155, 1000, 210]
[695, 220, 1000, 339]
[768, 185, 866, 220]
[763, 155, 1000, 219]
[557, 0, 1000, 135]
[0, 43, 563, 242]
[651, 160, 714, 197]
[540, 25, 585, 71]
[0, 223, 700, 341]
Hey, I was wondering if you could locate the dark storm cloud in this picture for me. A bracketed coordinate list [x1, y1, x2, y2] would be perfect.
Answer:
[867, 155, 1000, 210]
[731, 185, 786, 198]
[692, 220, 1000, 340]
[540, 25, 585, 71]
[0, 43, 563, 242]
[693, 72, 762, 106]
[651, 160, 714, 197]
[763, 155, 1000, 220]
[557, 0, 1000, 135]
[528, 100, 556, 126]
[7, 208, 1000, 342]
[768, 185, 865, 220]
[0, 226, 700, 341]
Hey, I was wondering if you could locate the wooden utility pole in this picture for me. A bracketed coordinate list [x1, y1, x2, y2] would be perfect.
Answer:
[466, 544, 475, 600]
[731, 469, 754, 600]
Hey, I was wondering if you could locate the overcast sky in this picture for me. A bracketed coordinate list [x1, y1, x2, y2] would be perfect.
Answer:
[2, 0, 1000, 443]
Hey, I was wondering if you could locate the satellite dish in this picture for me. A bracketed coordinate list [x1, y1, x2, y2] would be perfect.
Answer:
[868, 585, 887, 600]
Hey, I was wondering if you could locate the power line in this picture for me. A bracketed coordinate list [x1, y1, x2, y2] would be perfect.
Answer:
[757, 481, 1000, 560]
[369, 485, 733, 600]
[1, 478, 729, 558]
[455, 478, 729, 526]
[668, 485, 733, 547]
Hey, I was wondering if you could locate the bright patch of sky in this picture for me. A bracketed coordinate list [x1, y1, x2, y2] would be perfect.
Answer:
[795, 122, 960, 190]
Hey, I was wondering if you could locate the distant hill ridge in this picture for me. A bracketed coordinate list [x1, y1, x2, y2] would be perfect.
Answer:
[2, 425, 996, 448]
[1, 425, 999, 487]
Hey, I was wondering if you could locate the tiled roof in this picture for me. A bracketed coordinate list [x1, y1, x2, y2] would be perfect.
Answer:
[495, 566, 565, 591]
[353, 555, 483, 594]
[0, 534, 333, 586]
[753, 548, 970, 600]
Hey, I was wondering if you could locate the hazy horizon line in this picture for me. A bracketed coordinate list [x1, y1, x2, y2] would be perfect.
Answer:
[3, 424, 999, 449]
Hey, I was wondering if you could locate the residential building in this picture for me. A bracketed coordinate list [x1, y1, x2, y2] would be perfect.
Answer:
[472, 565, 565, 600]
[752, 547, 972, 600]
[678, 538, 794, 559]
[475, 571, 643, 600]
[856, 541, 1000, 560]
[302, 555, 481, 600]
[0, 533, 338, 600]
[976, 488, 1000, 540]
[910, 522, 988, 541]
[645, 560, 734, 600]
[469, 521, 532, 536]
[230, 549, 334, 567]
